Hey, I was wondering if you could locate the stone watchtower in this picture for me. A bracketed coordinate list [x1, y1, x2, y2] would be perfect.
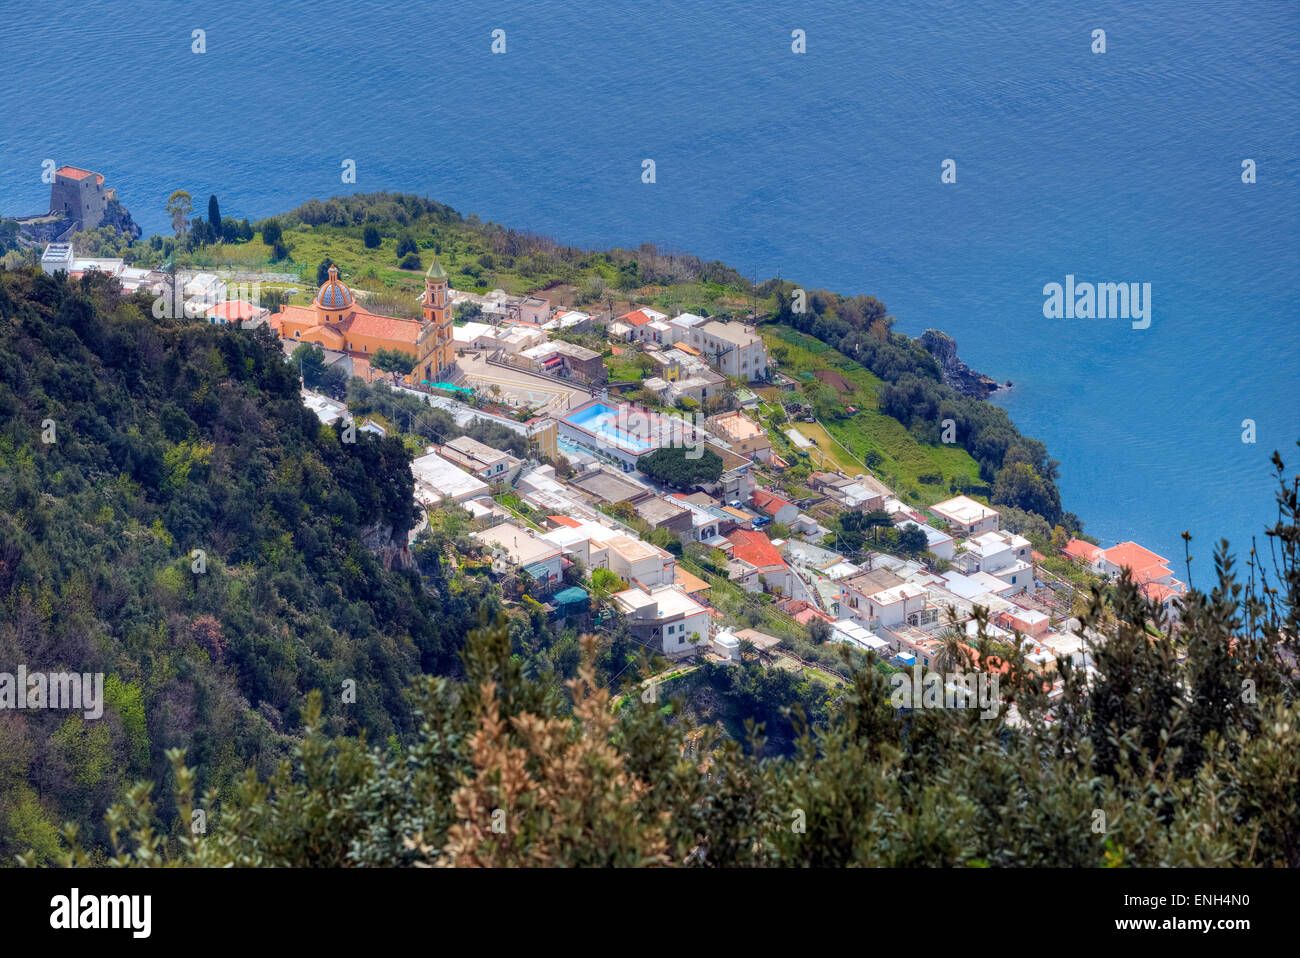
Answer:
[416, 258, 456, 382]
[48, 167, 108, 231]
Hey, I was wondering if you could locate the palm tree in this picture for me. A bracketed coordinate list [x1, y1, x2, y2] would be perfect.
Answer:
[932, 623, 971, 674]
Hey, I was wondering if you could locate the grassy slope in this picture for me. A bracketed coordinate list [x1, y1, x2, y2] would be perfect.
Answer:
[761, 327, 983, 507]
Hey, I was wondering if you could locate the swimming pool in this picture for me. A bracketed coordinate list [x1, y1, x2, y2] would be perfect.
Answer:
[563, 401, 654, 454]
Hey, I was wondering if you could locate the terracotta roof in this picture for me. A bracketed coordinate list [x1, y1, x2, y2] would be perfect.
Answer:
[782, 599, 834, 624]
[55, 166, 99, 181]
[548, 515, 583, 528]
[726, 529, 784, 569]
[340, 307, 422, 345]
[297, 325, 346, 350]
[751, 489, 793, 516]
[207, 300, 263, 322]
[272, 304, 422, 347]
[618, 309, 654, 327]
[1063, 539, 1103, 563]
[1103, 541, 1169, 577]
[1141, 582, 1180, 603]
[272, 304, 315, 327]
[674, 566, 712, 595]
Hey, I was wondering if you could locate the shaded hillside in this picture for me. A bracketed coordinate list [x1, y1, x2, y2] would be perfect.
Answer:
[0, 268, 482, 861]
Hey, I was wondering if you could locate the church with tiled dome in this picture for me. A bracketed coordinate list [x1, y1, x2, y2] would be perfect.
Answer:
[269, 261, 456, 384]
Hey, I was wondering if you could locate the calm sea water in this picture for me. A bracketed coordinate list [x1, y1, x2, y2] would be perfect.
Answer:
[3, 0, 1297, 569]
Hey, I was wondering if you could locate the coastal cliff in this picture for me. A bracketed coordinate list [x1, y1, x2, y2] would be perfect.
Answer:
[920, 329, 1002, 400]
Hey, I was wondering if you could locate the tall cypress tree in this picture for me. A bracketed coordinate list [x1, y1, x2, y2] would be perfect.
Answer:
[208, 194, 222, 242]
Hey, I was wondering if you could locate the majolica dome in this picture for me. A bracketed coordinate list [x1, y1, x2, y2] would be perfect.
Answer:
[316, 265, 353, 309]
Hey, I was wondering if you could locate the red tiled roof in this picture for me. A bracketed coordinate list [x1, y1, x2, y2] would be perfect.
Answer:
[340, 306, 422, 345]
[548, 515, 582, 528]
[751, 489, 793, 516]
[298, 325, 346, 350]
[207, 300, 263, 322]
[1063, 538, 1103, 563]
[56, 166, 99, 182]
[1103, 541, 1169, 577]
[1141, 582, 1179, 603]
[272, 304, 422, 348]
[784, 600, 834, 625]
[726, 529, 784, 569]
[619, 309, 654, 327]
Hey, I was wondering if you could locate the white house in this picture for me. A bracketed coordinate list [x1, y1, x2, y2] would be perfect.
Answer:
[410, 449, 491, 506]
[437, 435, 521, 484]
[474, 521, 564, 590]
[931, 495, 1001, 536]
[838, 568, 928, 628]
[614, 585, 713, 658]
[542, 519, 675, 589]
[951, 530, 1034, 594]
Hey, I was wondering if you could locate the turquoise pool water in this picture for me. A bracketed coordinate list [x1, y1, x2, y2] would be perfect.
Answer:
[564, 402, 654, 454]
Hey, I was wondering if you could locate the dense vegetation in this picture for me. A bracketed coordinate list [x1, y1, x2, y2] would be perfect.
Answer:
[0, 268, 485, 862]
[636, 446, 724, 489]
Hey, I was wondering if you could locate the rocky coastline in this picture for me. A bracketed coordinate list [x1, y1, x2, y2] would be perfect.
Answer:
[920, 328, 1005, 400]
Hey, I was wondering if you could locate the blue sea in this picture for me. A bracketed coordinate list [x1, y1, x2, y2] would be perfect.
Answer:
[3, 0, 1297, 571]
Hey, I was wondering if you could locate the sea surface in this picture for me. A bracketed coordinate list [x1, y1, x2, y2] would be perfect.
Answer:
[3, 0, 1297, 570]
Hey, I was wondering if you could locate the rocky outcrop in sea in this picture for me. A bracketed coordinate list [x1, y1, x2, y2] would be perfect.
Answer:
[920, 328, 1003, 399]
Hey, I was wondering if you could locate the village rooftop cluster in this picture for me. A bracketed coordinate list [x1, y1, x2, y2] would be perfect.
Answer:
[37, 172, 1188, 710]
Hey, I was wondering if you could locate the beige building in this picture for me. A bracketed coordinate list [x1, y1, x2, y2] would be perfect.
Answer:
[707, 411, 772, 461]
[686, 320, 768, 382]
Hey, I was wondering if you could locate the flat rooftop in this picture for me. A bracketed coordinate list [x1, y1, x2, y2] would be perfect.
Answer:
[636, 496, 688, 525]
[698, 320, 762, 347]
[475, 522, 561, 565]
[570, 468, 647, 504]
[932, 495, 999, 527]
[709, 411, 765, 442]
[411, 450, 491, 503]
[614, 585, 707, 620]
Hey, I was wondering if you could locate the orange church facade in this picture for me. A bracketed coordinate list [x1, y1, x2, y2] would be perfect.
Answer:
[270, 260, 456, 385]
